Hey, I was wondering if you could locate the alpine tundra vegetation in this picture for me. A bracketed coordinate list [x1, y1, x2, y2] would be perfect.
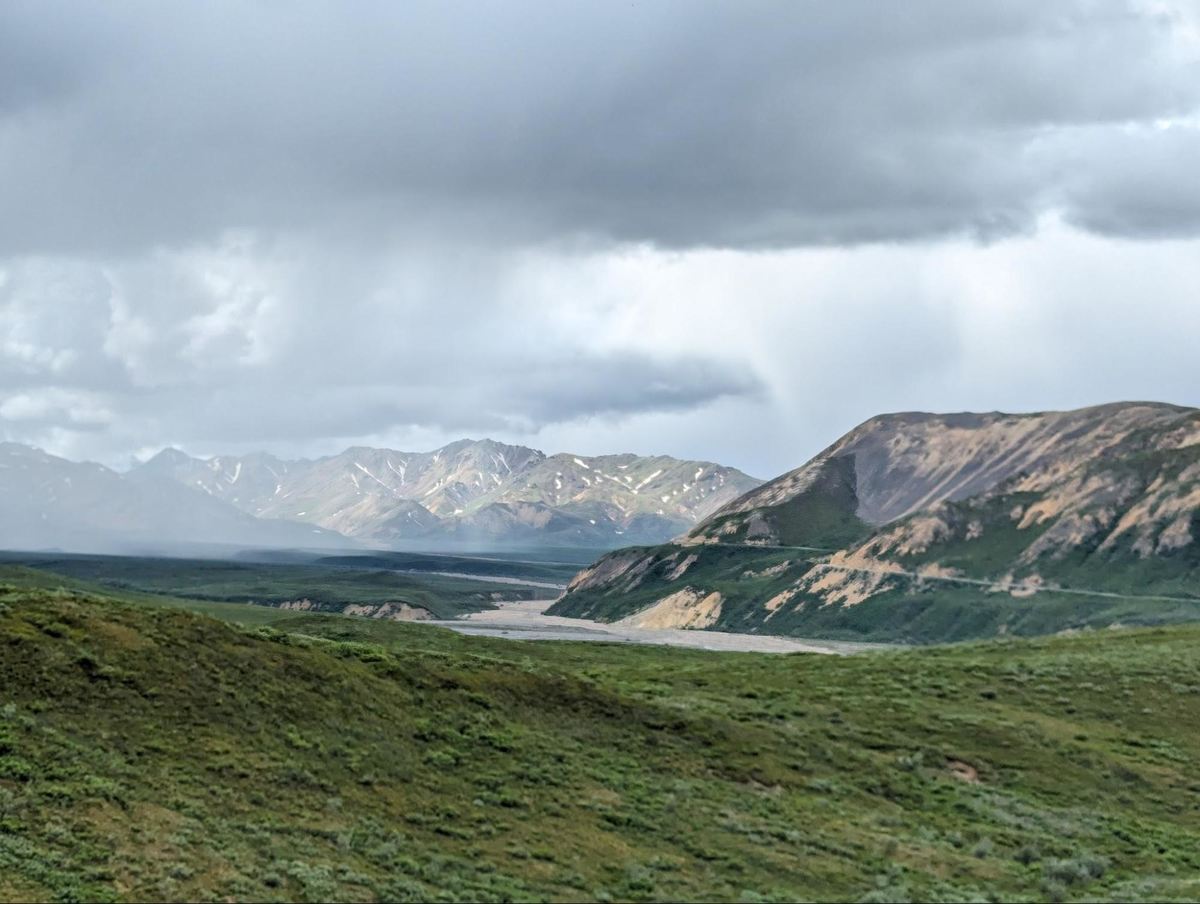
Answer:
[2, 569, 1199, 902]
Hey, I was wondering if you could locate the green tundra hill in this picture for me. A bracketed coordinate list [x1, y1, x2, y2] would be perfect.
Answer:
[549, 540, 1200, 644]
[1, 575, 1199, 902]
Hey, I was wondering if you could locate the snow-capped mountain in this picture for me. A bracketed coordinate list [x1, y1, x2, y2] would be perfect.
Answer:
[137, 439, 762, 548]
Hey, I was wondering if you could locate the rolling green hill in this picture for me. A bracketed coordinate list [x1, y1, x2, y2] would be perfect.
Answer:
[2, 579, 1199, 901]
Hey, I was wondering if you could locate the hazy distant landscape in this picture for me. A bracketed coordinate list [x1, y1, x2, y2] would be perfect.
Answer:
[8, 400, 1197, 648]
[0, 439, 759, 555]
[4, 400, 1199, 900]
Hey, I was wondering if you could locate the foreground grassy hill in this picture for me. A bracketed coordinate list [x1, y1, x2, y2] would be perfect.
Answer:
[2, 577, 1200, 901]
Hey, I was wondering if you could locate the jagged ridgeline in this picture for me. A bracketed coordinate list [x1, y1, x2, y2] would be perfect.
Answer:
[0, 440, 761, 555]
[550, 402, 1200, 642]
[134, 440, 762, 549]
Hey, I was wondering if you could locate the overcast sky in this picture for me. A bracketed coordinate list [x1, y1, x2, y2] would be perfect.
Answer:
[2, 0, 1199, 478]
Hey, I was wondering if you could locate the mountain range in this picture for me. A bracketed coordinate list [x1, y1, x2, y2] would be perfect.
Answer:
[0, 439, 761, 554]
[8, 402, 1198, 644]
[550, 402, 1200, 641]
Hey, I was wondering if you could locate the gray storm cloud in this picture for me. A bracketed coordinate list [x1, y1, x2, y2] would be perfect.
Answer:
[0, 0, 1198, 467]
[1, 0, 1198, 252]
[0, 245, 759, 456]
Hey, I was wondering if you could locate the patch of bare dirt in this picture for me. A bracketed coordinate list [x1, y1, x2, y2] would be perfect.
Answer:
[947, 759, 980, 783]
[615, 588, 724, 629]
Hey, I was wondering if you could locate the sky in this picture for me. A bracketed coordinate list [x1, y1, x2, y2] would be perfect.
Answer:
[1, 0, 1199, 479]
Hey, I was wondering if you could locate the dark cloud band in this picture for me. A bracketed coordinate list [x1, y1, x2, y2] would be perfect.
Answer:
[0, 1, 1197, 254]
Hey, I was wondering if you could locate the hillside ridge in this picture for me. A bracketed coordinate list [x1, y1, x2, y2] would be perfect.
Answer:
[550, 401, 1200, 641]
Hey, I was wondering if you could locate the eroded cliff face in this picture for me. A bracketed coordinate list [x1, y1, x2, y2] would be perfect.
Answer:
[796, 438, 1200, 604]
[551, 403, 1200, 639]
[615, 589, 724, 629]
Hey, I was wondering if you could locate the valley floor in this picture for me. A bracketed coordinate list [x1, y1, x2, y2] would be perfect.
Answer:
[432, 598, 884, 654]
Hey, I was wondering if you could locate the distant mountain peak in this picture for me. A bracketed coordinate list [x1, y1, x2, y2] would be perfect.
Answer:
[142, 447, 197, 467]
[134, 439, 760, 549]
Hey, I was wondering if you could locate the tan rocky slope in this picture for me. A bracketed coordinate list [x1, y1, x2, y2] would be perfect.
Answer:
[137, 439, 761, 548]
[550, 402, 1200, 641]
[692, 402, 1198, 545]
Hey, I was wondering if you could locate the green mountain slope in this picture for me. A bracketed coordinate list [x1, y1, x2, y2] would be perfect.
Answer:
[3, 584, 1200, 901]
[853, 439, 1200, 594]
[551, 403, 1200, 642]
[693, 454, 869, 549]
[549, 540, 1200, 643]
